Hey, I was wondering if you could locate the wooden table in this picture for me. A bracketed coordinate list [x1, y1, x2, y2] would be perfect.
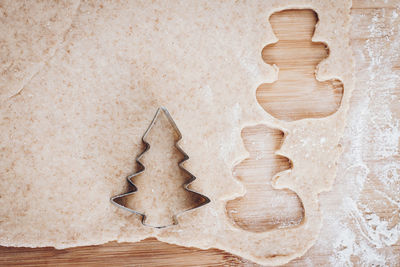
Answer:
[1, 1, 399, 265]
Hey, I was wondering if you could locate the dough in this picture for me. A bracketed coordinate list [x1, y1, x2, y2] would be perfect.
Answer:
[0, 0, 353, 265]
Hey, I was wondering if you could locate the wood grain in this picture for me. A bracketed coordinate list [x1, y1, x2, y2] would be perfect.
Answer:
[226, 125, 303, 232]
[257, 9, 343, 121]
[1, 1, 397, 266]
[0, 239, 247, 267]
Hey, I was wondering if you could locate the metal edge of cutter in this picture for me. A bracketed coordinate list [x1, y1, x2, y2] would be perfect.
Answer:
[110, 106, 210, 229]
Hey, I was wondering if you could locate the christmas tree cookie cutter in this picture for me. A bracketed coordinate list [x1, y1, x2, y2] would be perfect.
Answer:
[110, 106, 210, 229]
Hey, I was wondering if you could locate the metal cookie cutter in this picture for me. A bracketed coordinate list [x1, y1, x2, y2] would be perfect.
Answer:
[110, 106, 210, 229]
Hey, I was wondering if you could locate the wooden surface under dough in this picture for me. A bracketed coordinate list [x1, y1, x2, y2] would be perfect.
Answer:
[1, 1, 399, 266]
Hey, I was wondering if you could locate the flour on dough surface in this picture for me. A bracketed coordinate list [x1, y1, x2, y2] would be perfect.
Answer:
[0, 1, 353, 265]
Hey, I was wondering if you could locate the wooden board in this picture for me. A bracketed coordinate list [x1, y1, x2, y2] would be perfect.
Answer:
[1, 1, 399, 266]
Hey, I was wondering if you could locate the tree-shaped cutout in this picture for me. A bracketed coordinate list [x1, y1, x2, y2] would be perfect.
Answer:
[257, 9, 343, 121]
[111, 107, 210, 228]
[226, 125, 304, 232]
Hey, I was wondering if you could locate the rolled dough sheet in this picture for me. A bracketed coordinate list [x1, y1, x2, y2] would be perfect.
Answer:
[0, 0, 354, 265]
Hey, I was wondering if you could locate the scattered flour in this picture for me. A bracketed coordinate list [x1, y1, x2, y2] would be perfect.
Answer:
[293, 5, 400, 266]
[326, 6, 400, 266]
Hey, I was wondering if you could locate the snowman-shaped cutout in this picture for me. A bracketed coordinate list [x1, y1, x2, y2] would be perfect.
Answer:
[257, 9, 343, 121]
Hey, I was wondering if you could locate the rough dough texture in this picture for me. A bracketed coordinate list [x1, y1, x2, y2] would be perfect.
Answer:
[0, 0, 353, 265]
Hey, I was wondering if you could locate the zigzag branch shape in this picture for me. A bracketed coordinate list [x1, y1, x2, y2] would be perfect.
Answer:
[110, 107, 210, 229]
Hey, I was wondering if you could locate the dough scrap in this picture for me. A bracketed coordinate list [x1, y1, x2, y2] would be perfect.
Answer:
[0, 0, 353, 265]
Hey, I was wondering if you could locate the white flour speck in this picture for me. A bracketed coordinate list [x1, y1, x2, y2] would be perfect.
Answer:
[327, 7, 400, 265]
[301, 6, 400, 266]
